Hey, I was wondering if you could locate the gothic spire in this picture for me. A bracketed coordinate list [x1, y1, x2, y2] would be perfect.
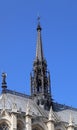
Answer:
[30, 21, 52, 111]
[36, 17, 44, 61]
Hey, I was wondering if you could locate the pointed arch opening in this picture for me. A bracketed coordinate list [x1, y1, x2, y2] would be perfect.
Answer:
[17, 120, 25, 130]
[0, 119, 11, 130]
[0, 122, 9, 130]
[32, 124, 44, 130]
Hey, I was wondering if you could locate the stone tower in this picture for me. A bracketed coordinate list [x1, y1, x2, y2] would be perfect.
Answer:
[30, 20, 52, 110]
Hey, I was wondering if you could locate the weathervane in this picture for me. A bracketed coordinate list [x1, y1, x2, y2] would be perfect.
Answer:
[37, 16, 40, 24]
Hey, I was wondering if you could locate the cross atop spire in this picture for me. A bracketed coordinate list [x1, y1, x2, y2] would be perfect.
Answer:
[37, 16, 40, 25]
[36, 18, 44, 61]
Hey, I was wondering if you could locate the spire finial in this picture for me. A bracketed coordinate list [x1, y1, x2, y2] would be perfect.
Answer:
[37, 16, 41, 31]
[1, 72, 7, 90]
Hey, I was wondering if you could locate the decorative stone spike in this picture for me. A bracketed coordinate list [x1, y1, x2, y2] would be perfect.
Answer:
[47, 107, 55, 130]
[26, 101, 31, 116]
[26, 101, 32, 130]
[49, 106, 55, 121]
[69, 113, 74, 127]
[67, 113, 74, 130]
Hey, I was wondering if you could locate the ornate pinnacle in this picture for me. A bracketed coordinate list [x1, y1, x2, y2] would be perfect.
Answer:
[68, 113, 74, 127]
[49, 106, 55, 121]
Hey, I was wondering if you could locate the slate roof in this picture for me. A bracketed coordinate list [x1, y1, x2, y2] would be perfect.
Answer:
[0, 89, 77, 125]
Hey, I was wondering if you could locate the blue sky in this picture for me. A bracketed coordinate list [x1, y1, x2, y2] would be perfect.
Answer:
[0, 0, 77, 107]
